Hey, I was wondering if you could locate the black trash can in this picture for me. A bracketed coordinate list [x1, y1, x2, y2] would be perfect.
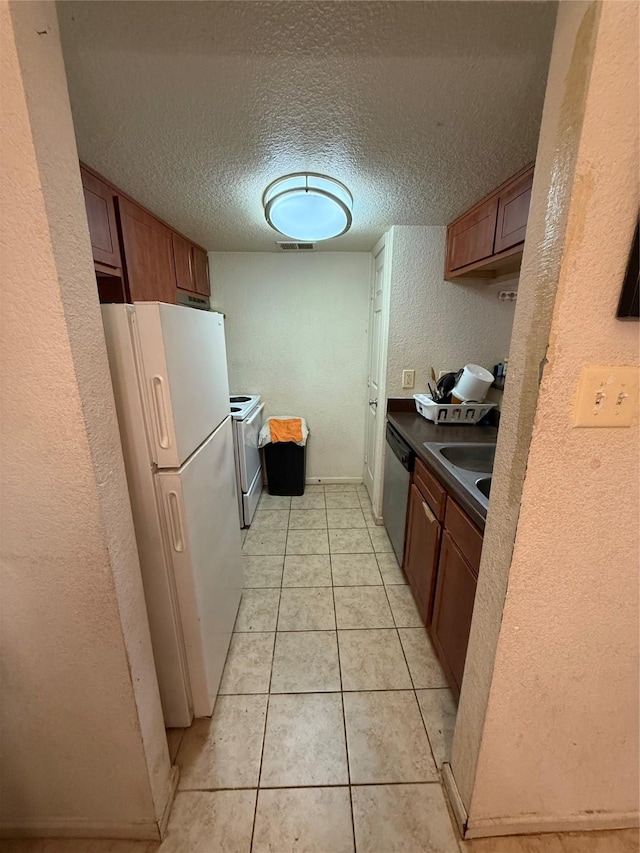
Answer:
[264, 442, 306, 496]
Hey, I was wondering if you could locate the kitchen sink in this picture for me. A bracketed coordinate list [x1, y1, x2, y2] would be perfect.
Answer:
[475, 476, 492, 499]
[439, 444, 495, 473]
[421, 442, 496, 511]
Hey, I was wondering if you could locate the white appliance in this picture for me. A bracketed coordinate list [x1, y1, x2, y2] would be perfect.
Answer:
[101, 303, 243, 728]
[230, 394, 264, 527]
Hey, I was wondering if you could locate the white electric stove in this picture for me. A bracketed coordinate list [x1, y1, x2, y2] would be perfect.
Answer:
[230, 395, 264, 527]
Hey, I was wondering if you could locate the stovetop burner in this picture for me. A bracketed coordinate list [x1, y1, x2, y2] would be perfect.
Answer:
[231, 406, 241, 412]
[230, 396, 251, 403]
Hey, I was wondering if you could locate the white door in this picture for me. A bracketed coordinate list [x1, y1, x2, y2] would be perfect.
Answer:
[238, 403, 264, 492]
[156, 416, 243, 718]
[134, 303, 231, 468]
[364, 241, 387, 501]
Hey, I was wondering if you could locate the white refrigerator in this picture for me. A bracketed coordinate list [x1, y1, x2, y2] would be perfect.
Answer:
[102, 302, 243, 728]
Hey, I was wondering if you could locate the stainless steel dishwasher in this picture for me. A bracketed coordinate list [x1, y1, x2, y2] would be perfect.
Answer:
[382, 422, 415, 565]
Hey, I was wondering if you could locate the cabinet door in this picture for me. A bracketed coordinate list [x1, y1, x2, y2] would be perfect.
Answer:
[494, 166, 534, 253]
[172, 232, 194, 292]
[446, 196, 498, 272]
[404, 484, 441, 625]
[118, 198, 176, 304]
[430, 532, 478, 698]
[192, 246, 210, 296]
[80, 167, 122, 269]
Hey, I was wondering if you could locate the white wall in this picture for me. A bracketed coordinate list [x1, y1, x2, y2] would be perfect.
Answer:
[209, 252, 370, 481]
[386, 226, 517, 399]
[453, 0, 639, 836]
[0, 1, 172, 838]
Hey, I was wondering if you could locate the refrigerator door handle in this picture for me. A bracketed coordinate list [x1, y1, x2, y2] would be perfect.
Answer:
[167, 491, 185, 553]
[151, 375, 171, 449]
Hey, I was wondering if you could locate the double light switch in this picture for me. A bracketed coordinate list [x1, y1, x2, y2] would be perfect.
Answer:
[573, 366, 638, 427]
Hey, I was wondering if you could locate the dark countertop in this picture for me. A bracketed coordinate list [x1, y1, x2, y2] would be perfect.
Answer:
[386, 404, 497, 530]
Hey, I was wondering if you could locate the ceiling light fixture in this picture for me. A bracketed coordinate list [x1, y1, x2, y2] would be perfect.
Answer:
[262, 172, 353, 242]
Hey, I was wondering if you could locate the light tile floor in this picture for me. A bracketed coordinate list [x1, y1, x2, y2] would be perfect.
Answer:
[171, 482, 462, 851]
[4, 485, 638, 853]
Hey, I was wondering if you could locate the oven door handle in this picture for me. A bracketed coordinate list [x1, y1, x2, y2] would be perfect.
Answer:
[244, 402, 265, 426]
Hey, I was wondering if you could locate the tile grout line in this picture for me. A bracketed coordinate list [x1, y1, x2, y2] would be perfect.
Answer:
[331, 557, 358, 853]
[247, 514, 286, 853]
[180, 780, 446, 793]
[379, 554, 443, 778]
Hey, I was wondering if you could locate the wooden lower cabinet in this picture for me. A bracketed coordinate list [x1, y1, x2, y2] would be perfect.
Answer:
[430, 531, 478, 700]
[404, 484, 441, 625]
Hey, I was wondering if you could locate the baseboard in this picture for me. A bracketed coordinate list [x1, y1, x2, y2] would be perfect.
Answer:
[0, 818, 160, 840]
[442, 762, 468, 837]
[441, 762, 639, 840]
[465, 811, 640, 839]
[158, 765, 180, 838]
[305, 477, 364, 485]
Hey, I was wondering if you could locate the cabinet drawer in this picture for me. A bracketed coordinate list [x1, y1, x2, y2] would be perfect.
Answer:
[444, 498, 483, 575]
[413, 458, 446, 521]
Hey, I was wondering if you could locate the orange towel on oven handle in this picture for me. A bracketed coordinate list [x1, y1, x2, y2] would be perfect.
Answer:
[269, 417, 303, 444]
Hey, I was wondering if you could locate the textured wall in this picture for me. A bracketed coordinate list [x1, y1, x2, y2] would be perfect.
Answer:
[209, 252, 370, 481]
[385, 226, 517, 397]
[0, 1, 171, 838]
[454, 0, 639, 834]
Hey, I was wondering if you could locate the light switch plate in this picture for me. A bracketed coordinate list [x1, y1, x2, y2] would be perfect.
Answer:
[402, 369, 415, 389]
[573, 366, 638, 427]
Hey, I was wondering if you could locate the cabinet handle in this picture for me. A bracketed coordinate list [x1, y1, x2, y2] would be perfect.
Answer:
[188, 248, 194, 286]
[422, 501, 437, 525]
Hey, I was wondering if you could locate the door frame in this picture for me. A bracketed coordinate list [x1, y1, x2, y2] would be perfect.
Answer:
[363, 229, 393, 520]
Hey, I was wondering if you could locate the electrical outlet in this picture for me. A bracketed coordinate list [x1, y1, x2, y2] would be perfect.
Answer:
[402, 369, 415, 389]
[573, 366, 638, 427]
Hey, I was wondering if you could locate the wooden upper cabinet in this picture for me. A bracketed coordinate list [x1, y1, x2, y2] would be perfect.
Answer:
[445, 163, 534, 281]
[172, 232, 194, 292]
[80, 166, 122, 269]
[494, 165, 534, 254]
[80, 163, 209, 305]
[172, 235, 210, 296]
[192, 246, 210, 296]
[446, 196, 499, 273]
[118, 197, 176, 304]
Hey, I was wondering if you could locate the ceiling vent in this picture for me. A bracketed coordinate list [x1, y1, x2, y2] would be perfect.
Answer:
[276, 241, 315, 251]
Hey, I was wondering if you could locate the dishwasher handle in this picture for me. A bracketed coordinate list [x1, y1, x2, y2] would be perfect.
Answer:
[385, 423, 415, 472]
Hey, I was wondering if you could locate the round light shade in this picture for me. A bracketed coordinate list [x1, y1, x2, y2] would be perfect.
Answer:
[263, 173, 353, 242]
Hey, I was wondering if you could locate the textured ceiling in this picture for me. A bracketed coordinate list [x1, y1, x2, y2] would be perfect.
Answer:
[58, 1, 557, 252]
